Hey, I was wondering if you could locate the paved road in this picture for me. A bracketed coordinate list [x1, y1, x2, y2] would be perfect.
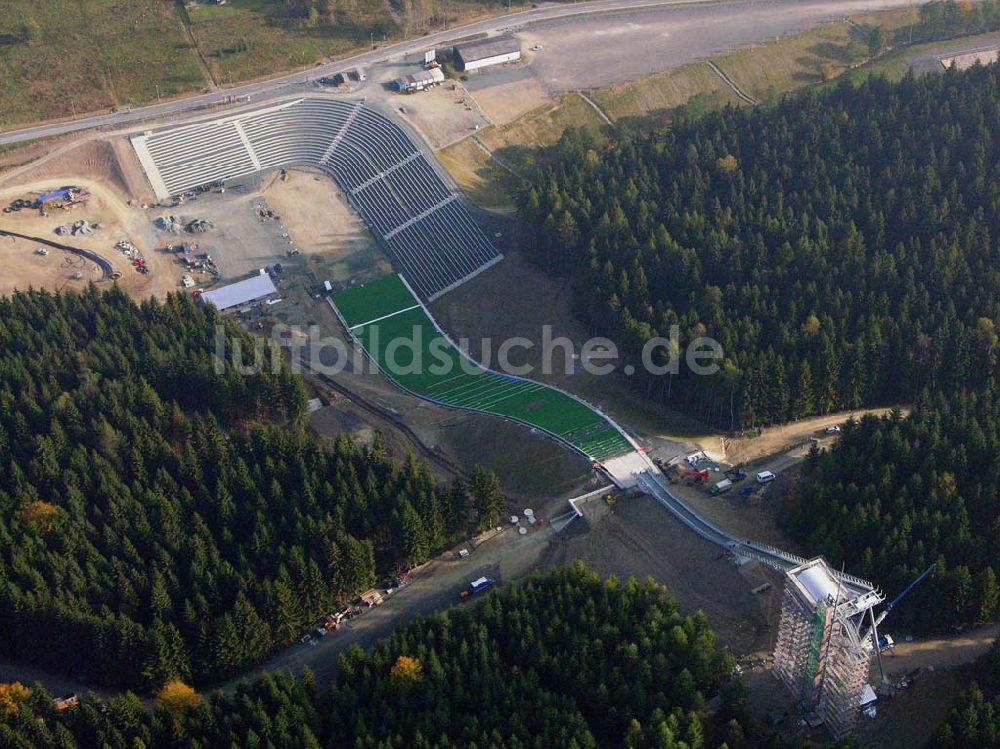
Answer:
[1, 0, 914, 146]
[0, 0, 727, 146]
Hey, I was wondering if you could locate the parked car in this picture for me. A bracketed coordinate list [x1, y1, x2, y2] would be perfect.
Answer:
[458, 576, 495, 599]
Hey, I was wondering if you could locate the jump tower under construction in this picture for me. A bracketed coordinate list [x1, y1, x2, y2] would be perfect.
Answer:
[772, 557, 884, 739]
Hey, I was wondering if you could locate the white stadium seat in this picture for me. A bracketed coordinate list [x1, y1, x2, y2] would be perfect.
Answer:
[133, 98, 501, 299]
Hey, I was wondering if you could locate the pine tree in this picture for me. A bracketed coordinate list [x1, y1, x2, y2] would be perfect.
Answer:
[471, 467, 505, 530]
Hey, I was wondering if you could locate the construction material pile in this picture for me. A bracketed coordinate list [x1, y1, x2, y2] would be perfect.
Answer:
[171, 243, 220, 279]
[155, 215, 184, 233]
[55, 219, 99, 237]
[4, 198, 35, 213]
[185, 218, 214, 234]
[254, 203, 280, 222]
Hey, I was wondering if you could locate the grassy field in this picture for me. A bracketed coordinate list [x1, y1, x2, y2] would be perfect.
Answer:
[186, 0, 521, 84]
[591, 62, 742, 122]
[0, 0, 531, 125]
[186, 0, 376, 84]
[477, 93, 605, 154]
[714, 8, 919, 101]
[436, 139, 520, 211]
[333, 275, 633, 461]
[0, 0, 206, 127]
[439, 92, 605, 202]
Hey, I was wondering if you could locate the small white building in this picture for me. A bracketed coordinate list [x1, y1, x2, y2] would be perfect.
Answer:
[453, 36, 521, 72]
[395, 67, 445, 93]
[201, 273, 277, 311]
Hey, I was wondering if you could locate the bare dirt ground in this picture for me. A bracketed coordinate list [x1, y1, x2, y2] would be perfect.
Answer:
[148, 183, 297, 282]
[0, 178, 180, 297]
[0, 231, 106, 295]
[544, 491, 784, 654]
[857, 667, 969, 749]
[464, 66, 551, 126]
[879, 624, 1000, 678]
[0, 136, 154, 207]
[849, 625, 1000, 747]
[262, 167, 389, 285]
[672, 477, 799, 550]
[280, 287, 596, 502]
[383, 78, 490, 149]
[723, 407, 909, 466]
[430, 250, 714, 458]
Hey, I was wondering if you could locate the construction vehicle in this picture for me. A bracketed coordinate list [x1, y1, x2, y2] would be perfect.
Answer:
[53, 694, 80, 712]
[725, 467, 747, 481]
[868, 563, 937, 636]
[711, 478, 733, 495]
[35, 186, 91, 214]
[354, 590, 384, 608]
[684, 469, 710, 486]
[458, 576, 495, 599]
[865, 563, 937, 682]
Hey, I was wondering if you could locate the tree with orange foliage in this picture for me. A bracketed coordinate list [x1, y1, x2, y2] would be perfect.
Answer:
[155, 681, 202, 714]
[389, 655, 423, 687]
[0, 682, 31, 721]
[21, 501, 61, 532]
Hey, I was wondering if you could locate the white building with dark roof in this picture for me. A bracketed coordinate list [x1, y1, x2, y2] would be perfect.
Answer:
[453, 36, 521, 72]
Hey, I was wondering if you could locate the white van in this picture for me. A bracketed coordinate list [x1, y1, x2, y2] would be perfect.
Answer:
[756, 470, 776, 484]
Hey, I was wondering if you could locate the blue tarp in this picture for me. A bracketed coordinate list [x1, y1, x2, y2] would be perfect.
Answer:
[38, 188, 71, 203]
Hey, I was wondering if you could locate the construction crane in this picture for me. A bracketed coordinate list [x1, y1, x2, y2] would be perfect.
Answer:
[865, 563, 937, 683]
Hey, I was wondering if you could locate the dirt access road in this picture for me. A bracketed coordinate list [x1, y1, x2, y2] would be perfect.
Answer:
[720, 406, 909, 466]
[0, 521, 556, 697]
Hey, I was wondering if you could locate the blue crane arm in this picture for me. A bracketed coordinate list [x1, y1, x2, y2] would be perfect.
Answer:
[887, 563, 937, 611]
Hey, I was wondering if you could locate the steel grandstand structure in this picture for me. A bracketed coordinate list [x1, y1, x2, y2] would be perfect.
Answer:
[131, 98, 501, 300]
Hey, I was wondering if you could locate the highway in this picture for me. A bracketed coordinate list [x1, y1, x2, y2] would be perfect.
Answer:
[0, 0, 916, 146]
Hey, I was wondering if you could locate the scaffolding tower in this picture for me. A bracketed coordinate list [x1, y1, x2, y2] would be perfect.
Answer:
[772, 557, 883, 739]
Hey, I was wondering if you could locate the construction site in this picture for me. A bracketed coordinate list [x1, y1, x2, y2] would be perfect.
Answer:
[1, 5, 994, 743]
[0, 105, 973, 742]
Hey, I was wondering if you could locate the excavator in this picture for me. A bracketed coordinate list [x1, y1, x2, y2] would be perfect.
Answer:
[684, 469, 710, 486]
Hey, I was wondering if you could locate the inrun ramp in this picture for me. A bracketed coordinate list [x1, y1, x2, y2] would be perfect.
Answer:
[130, 98, 501, 300]
[331, 274, 633, 462]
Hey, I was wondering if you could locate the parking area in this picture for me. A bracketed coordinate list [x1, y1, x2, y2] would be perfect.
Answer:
[149, 183, 296, 282]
